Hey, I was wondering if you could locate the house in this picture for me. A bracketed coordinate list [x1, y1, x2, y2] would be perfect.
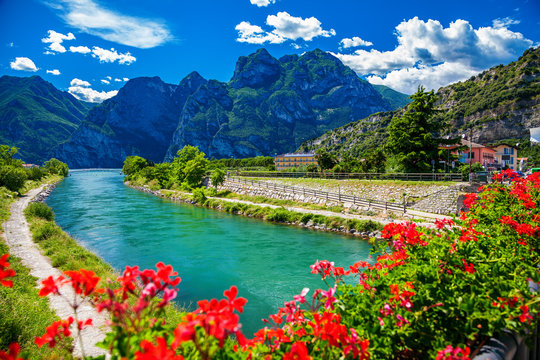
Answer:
[22, 163, 39, 168]
[440, 139, 496, 169]
[274, 153, 317, 171]
[492, 144, 518, 170]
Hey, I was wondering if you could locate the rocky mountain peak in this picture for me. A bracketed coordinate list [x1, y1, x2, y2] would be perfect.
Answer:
[230, 48, 282, 89]
[179, 71, 207, 90]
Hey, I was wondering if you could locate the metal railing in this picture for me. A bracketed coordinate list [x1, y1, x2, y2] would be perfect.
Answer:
[236, 171, 462, 182]
[227, 177, 408, 213]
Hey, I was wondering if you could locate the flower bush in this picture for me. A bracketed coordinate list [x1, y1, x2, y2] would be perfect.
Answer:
[1, 170, 538, 359]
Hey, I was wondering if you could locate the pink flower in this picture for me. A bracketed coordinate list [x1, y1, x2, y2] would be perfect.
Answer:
[396, 314, 409, 327]
[159, 288, 177, 307]
[320, 286, 337, 310]
[293, 288, 310, 304]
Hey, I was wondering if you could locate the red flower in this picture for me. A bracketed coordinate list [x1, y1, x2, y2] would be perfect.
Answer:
[0, 254, 16, 288]
[283, 341, 312, 360]
[135, 337, 184, 360]
[35, 317, 74, 348]
[64, 269, 101, 296]
[39, 275, 65, 297]
[436, 345, 471, 359]
[0, 342, 26, 360]
[463, 193, 477, 208]
[519, 305, 533, 323]
[462, 259, 476, 274]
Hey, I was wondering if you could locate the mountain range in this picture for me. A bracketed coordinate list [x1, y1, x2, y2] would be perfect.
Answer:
[2, 49, 411, 168]
[2, 47, 537, 168]
[299, 47, 540, 157]
[0, 75, 92, 164]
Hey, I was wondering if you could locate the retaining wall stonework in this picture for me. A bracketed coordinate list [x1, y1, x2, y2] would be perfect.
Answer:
[218, 180, 472, 215]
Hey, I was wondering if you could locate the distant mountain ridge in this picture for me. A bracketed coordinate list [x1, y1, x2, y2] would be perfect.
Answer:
[0, 75, 92, 164]
[54, 48, 396, 168]
[299, 47, 540, 157]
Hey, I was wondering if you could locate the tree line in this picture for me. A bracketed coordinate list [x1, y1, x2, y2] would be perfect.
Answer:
[0, 145, 69, 193]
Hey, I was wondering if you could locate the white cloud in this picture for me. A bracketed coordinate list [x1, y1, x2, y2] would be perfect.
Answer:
[47, 0, 171, 48]
[332, 17, 533, 93]
[70, 78, 91, 87]
[235, 21, 285, 44]
[68, 77, 117, 103]
[123, 77, 129, 81]
[10, 57, 38, 72]
[101, 79, 110, 84]
[47, 69, 61, 75]
[8, 42, 14, 47]
[267, 12, 336, 41]
[249, 0, 275, 7]
[91, 46, 136, 64]
[114, 78, 122, 82]
[106, 76, 112, 80]
[236, 12, 335, 44]
[69, 45, 91, 54]
[492, 17, 520, 29]
[41, 30, 75, 53]
[340, 36, 373, 48]
[367, 62, 479, 94]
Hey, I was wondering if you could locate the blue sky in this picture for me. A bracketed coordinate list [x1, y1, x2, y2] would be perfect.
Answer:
[1, 0, 538, 102]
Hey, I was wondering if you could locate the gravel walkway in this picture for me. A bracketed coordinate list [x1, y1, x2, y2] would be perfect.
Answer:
[2, 185, 109, 359]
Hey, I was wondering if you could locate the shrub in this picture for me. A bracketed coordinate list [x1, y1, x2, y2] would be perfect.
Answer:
[24, 202, 55, 221]
[25, 167, 44, 181]
[32, 222, 59, 242]
[266, 208, 292, 222]
[191, 188, 207, 204]
[43, 158, 68, 177]
[0, 166, 27, 193]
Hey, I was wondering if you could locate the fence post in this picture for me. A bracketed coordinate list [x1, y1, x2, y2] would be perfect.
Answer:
[403, 202, 406, 213]
[385, 202, 388, 211]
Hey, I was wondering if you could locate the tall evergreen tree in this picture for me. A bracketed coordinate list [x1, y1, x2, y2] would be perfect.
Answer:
[385, 86, 455, 172]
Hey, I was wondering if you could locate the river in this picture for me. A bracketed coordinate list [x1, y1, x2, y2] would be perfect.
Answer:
[46, 170, 372, 335]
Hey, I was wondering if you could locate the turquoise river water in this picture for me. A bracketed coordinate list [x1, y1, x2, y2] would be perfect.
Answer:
[46, 170, 372, 335]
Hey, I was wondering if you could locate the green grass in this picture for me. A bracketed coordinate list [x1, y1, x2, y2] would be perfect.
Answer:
[0, 242, 74, 360]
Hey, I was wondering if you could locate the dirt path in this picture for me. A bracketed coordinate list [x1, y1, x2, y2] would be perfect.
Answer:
[2, 185, 109, 359]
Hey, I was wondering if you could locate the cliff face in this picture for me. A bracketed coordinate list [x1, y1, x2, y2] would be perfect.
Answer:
[300, 47, 540, 156]
[165, 48, 391, 160]
[0, 75, 91, 164]
[55, 75, 205, 168]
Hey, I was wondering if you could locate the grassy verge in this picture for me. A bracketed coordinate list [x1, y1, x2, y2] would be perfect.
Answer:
[211, 189, 348, 214]
[154, 186, 383, 235]
[0, 241, 74, 360]
[0, 176, 73, 359]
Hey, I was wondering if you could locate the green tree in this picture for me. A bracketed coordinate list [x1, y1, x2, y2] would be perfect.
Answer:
[122, 156, 149, 177]
[171, 146, 209, 188]
[0, 145, 22, 167]
[385, 86, 454, 172]
[43, 158, 69, 177]
[210, 168, 226, 188]
[0, 166, 27, 193]
[315, 149, 337, 171]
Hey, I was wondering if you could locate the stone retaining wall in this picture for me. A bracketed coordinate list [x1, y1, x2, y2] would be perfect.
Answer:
[218, 179, 471, 215]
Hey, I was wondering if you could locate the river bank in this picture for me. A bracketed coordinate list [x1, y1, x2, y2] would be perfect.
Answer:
[127, 182, 451, 239]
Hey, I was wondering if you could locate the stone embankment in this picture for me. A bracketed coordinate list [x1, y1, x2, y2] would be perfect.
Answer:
[128, 183, 384, 239]
[218, 179, 469, 215]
